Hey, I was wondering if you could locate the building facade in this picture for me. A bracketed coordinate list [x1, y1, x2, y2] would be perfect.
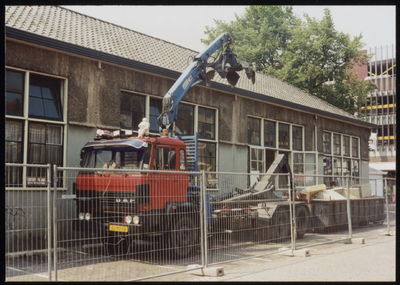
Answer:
[5, 6, 377, 188]
[5, 4, 379, 225]
[360, 45, 396, 187]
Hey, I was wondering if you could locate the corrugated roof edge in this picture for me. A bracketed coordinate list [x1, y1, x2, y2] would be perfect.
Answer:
[5, 26, 378, 130]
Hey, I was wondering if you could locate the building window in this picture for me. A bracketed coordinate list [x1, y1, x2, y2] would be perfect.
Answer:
[323, 156, 332, 186]
[247, 117, 261, 145]
[198, 107, 215, 139]
[6, 70, 24, 116]
[352, 137, 359, 158]
[29, 74, 63, 121]
[264, 120, 276, 147]
[342, 158, 351, 176]
[149, 97, 162, 133]
[333, 134, 341, 155]
[278, 123, 289, 149]
[293, 153, 304, 174]
[333, 157, 342, 176]
[323, 132, 331, 154]
[343, 136, 350, 156]
[292, 126, 303, 151]
[28, 123, 63, 165]
[249, 147, 264, 172]
[5, 69, 66, 188]
[5, 120, 23, 186]
[175, 103, 194, 136]
[120, 92, 145, 130]
[198, 142, 216, 171]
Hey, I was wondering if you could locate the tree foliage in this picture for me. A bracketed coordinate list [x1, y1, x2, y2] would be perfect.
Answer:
[202, 7, 377, 116]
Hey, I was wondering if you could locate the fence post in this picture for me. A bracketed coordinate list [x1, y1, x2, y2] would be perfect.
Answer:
[346, 174, 352, 239]
[288, 173, 295, 251]
[201, 170, 208, 268]
[53, 165, 58, 281]
[384, 177, 391, 236]
[47, 164, 52, 281]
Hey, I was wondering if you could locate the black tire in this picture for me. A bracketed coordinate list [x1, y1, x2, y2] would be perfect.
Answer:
[295, 206, 309, 239]
[170, 215, 198, 259]
[272, 208, 290, 243]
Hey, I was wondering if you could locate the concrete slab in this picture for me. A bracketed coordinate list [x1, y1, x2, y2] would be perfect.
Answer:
[187, 265, 224, 277]
[277, 247, 310, 257]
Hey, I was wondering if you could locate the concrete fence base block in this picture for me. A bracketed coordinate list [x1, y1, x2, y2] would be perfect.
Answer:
[187, 265, 224, 277]
[293, 249, 311, 257]
[278, 248, 310, 257]
[350, 238, 365, 244]
[202, 267, 224, 277]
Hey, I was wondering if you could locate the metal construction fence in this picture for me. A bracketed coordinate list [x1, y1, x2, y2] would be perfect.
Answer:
[4, 163, 396, 281]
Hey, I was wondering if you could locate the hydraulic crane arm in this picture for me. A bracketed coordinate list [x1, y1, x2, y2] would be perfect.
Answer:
[157, 33, 255, 136]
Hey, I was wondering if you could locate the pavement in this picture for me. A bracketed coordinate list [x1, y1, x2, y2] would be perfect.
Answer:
[146, 230, 395, 282]
[148, 204, 397, 282]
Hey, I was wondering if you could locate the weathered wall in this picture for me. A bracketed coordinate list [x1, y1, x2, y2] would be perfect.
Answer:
[6, 39, 371, 166]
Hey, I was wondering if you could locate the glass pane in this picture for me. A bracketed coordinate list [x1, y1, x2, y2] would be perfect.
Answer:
[198, 108, 205, 123]
[205, 108, 214, 124]
[120, 110, 133, 128]
[251, 148, 257, 160]
[6, 120, 23, 141]
[264, 120, 276, 147]
[6, 92, 23, 116]
[29, 85, 42, 98]
[46, 125, 62, 145]
[6, 142, 22, 162]
[258, 149, 263, 160]
[132, 95, 145, 113]
[47, 145, 63, 164]
[278, 123, 289, 148]
[29, 124, 46, 143]
[29, 74, 62, 120]
[6, 70, 24, 93]
[43, 99, 61, 119]
[28, 144, 46, 163]
[29, 97, 45, 117]
[251, 161, 257, 171]
[305, 153, 315, 164]
[41, 86, 53, 99]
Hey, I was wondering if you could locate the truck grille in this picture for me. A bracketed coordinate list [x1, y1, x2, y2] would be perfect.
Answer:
[75, 190, 137, 213]
[100, 191, 137, 212]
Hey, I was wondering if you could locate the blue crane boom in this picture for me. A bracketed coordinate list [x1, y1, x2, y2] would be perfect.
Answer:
[157, 33, 255, 136]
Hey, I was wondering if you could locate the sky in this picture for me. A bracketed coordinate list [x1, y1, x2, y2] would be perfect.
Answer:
[63, 5, 396, 53]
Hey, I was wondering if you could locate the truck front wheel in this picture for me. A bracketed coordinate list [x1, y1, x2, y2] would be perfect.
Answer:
[170, 215, 198, 258]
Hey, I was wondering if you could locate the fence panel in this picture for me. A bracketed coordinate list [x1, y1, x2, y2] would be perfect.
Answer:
[348, 177, 395, 239]
[52, 167, 204, 282]
[292, 174, 388, 251]
[5, 163, 52, 282]
[205, 172, 294, 266]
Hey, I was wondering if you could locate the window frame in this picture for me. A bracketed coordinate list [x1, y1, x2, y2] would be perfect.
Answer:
[248, 117, 261, 145]
[5, 67, 67, 190]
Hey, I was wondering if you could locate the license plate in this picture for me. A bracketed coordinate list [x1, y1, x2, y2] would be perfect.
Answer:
[109, 225, 128, 233]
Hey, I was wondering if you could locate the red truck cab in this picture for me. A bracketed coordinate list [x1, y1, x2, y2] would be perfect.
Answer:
[75, 135, 190, 229]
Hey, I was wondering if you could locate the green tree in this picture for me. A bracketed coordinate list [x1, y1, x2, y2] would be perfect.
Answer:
[202, 7, 377, 116]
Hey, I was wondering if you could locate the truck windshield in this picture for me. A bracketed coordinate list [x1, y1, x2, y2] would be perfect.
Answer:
[81, 144, 152, 170]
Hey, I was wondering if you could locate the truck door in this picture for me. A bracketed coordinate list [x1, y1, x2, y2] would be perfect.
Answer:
[149, 146, 187, 210]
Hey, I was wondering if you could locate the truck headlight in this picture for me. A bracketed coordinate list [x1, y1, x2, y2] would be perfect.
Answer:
[133, 216, 140, 225]
[79, 213, 84, 220]
[85, 213, 91, 221]
[125, 215, 132, 224]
